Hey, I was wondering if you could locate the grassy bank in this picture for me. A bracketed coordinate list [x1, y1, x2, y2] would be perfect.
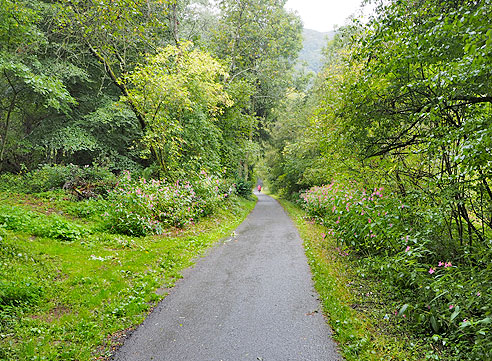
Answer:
[0, 191, 256, 360]
[278, 198, 427, 361]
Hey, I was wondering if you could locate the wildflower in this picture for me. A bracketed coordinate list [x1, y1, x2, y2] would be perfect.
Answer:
[477, 292, 481, 297]
[429, 268, 435, 274]
[449, 305, 454, 310]
[405, 246, 410, 252]
[438, 261, 444, 267]
[368, 218, 372, 223]
[321, 233, 326, 239]
[444, 262, 452, 268]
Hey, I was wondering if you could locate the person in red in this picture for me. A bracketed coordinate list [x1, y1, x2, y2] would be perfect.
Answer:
[257, 184, 261, 193]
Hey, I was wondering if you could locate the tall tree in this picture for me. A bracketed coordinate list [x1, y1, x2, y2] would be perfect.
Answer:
[208, 0, 303, 178]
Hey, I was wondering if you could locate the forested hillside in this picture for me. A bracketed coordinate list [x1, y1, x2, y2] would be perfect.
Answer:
[297, 28, 334, 73]
[1, 0, 491, 360]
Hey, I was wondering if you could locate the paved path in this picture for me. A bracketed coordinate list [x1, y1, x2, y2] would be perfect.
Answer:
[113, 193, 341, 361]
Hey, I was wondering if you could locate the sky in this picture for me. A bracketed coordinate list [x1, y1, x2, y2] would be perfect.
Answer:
[285, 0, 374, 33]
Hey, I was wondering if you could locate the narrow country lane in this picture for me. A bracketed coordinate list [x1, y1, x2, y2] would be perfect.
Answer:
[112, 193, 341, 361]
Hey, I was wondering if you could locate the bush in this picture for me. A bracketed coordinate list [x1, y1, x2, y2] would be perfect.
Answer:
[0, 173, 23, 192]
[300, 180, 492, 359]
[234, 178, 253, 197]
[105, 171, 229, 236]
[300, 182, 407, 255]
[19, 164, 116, 196]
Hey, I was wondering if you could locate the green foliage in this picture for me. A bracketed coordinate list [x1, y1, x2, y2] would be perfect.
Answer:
[125, 42, 233, 177]
[106, 171, 231, 236]
[0, 204, 84, 241]
[0, 189, 255, 360]
[233, 177, 253, 198]
[299, 178, 492, 359]
[20, 163, 116, 195]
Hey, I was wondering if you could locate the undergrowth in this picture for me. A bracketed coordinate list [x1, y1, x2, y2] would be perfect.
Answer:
[0, 189, 255, 360]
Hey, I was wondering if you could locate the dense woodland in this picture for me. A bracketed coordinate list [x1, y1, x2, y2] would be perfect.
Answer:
[0, 0, 491, 360]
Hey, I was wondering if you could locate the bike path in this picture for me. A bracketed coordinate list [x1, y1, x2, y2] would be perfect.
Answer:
[113, 192, 341, 361]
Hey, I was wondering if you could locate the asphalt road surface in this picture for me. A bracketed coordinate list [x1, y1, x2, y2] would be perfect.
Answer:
[113, 192, 341, 361]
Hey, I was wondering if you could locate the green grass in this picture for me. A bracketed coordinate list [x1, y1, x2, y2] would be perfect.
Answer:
[0, 191, 256, 360]
[278, 198, 427, 361]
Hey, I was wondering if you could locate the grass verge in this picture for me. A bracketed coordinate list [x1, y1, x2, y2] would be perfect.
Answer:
[0, 192, 256, 360]
[278, 198, 426, 361]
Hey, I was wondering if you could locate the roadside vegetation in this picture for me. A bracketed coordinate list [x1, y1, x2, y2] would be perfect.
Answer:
[2, 0, 491, 359]
[280, 198, 425, 361]
[265, 1, 492, 360]
[0, 165, 255, 360]
[1, 0, 298, 357]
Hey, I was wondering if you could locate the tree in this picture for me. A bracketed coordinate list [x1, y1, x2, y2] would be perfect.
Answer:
[208, 0, 303, 179]
[125, 42, 233, 178]
[0, 0, 76, 171]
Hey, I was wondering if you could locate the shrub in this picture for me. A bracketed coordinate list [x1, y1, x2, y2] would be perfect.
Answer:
[105, 171, 229, 236]
[300, 182, 407, 255]
[300, 180, 492, 359]
[234, 178, 253, 197]
[23, 164, 73, 192]
[20, 164, 116, 196]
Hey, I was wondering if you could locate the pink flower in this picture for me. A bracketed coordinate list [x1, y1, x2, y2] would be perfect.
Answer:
[463, 319, 467, 322]
[449, 305, 454, 310]
[444, 262, 452, 268]
[405, 246, 410, 252]
[429, 268, 435, 274]
[321, 233, 326, 239]
[438, 261, 444, 267]
[368, 218, 372, 223]
[477, 292, 481, 296]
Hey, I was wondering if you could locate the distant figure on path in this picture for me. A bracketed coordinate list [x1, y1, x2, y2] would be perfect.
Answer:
[257, 184, 261, 193]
